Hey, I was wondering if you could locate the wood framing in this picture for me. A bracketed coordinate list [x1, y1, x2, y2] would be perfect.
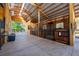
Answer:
[45, 3, 62, 13]
[47, 4, 68, 15]
[4, 3, 12, 43]
[49, 8, 68, 17]
[30, 3, 49, 19]
[69, 3, 75, 46]
[43, 4, 55, 11]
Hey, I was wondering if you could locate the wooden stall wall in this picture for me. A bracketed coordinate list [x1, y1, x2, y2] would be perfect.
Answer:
[30, 16, 70, 45]
[55, 16, 70, 44]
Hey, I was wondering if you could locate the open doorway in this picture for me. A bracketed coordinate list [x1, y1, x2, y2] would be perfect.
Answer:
[9, 16, 31, 41]
[74, 17, 79, 49]
[10, 16, 30, 35]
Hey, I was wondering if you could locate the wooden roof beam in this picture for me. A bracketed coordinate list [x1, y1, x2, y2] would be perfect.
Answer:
[30, 3, 49, 19]
[42, 15, 68, 24]
[48, 7, 68, 17]
[45, 3, 62, 13]
[24, 9, 37, 21]
[74, 4, 79, 7]
[43, 3, 55, 11]
[47, 4, 68, 15]
[50, 11, 68, 19]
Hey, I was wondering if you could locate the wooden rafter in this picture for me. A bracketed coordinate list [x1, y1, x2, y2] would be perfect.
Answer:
[74, 4, 79, 7]
[74, 11, 79, 17]
[28, 5, 32, 11]
[40, 11, 48, 19]
[75, 13, 79, 17]
[40, 3, 43, 6]
[31, 10, 38, 17]
[74, 8, 79, 11]
[50, 10, 68, 19]
[42, 15, 68, 24]
[47, 4, 68, 15]
[24, 9, 37, 21]
[43, 3, 55, 11]
[30, 8, 35, 15]
[25, 4, 37, 20]
[75, 12, 79, 14]
[48, 7, 68, 17]
[30, 3, 49, 19]
[51, 13, 68, 20]
[74, 4, 79, 17]
[32, 10, 48, 20]
[45, 3, 62, 13]
[35, 3, 43, 6]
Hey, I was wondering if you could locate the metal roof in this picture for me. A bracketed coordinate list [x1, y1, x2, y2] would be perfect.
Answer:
[9, 3, 79, 23]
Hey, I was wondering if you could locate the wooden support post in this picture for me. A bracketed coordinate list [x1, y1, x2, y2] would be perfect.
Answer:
[38, 9, 40, 36]
[69, 3, 75, 46]
[4, 3, 12, 43]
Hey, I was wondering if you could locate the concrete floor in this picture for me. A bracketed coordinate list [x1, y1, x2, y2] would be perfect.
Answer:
[0, 32, 79, 56]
